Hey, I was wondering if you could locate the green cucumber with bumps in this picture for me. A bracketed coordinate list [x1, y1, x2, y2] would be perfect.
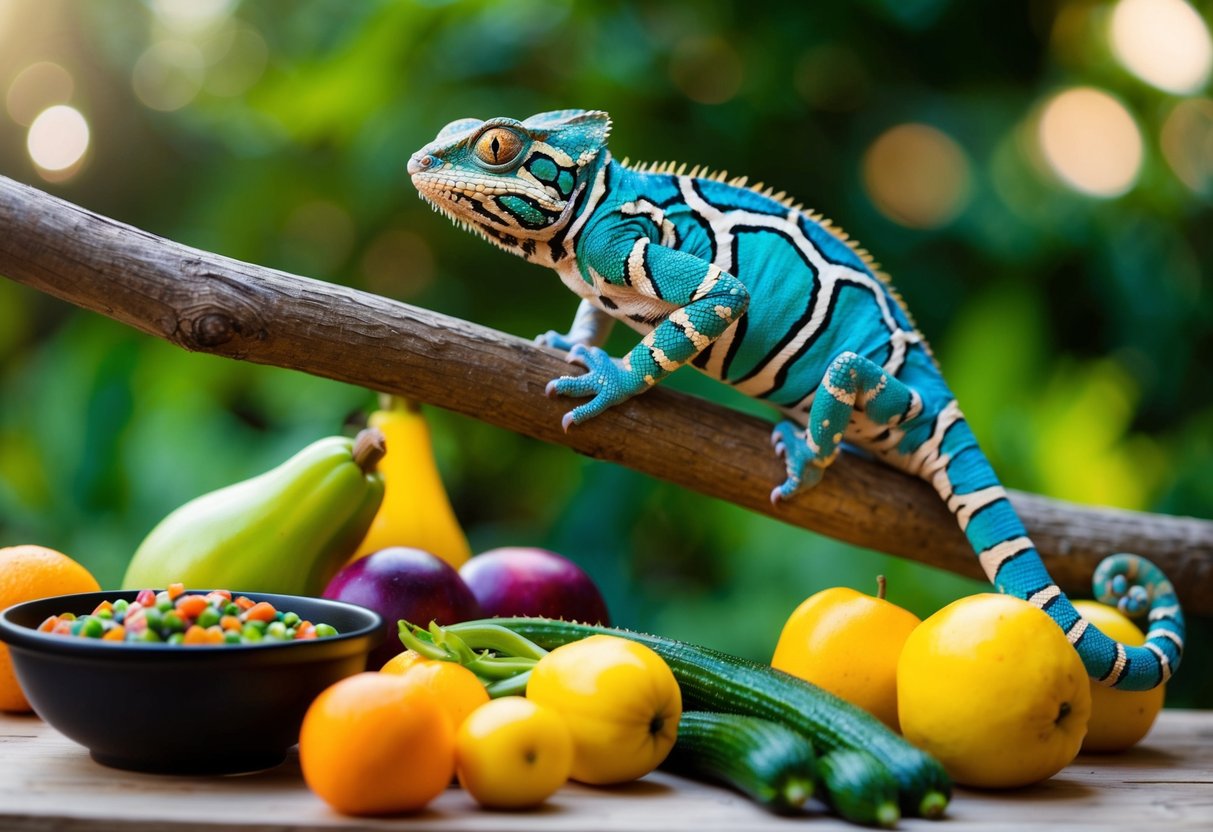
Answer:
[662, 710, 817, 814]
[819, 749, 901, 828]
[466, 618, 950, 819]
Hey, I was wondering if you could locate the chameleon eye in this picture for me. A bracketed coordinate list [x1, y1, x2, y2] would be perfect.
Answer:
[473, 127, 525, 168]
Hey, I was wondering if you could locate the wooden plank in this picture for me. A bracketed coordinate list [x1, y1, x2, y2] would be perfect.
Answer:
[1, 710, 1210, 830]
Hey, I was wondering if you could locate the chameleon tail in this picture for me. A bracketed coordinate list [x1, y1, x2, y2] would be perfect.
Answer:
[914, 400, 1184, 691]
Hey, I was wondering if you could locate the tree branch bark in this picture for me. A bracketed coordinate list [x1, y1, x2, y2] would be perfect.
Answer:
[2, 174, 1210, 614]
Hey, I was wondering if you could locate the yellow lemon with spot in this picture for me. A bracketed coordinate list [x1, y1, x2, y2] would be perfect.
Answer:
[897, 593, 1091, 789]
[1071, 600, 1164, 753]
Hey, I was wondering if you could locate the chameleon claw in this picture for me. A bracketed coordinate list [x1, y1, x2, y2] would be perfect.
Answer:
[544, 379, 559, 398]
[769, 486, 784, 506]
[773, 440, 786, 459]
[560, 411, 577, 433]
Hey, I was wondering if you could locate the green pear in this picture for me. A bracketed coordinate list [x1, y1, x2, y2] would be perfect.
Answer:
[122, 429, 385, 596]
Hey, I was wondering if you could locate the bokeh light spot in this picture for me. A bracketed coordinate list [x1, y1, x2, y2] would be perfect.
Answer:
[27, 105, 90, 180]
[204, 23, 269, 97]
[132, 40, 205, 112]
[1037, 87, 1142, 198]
[862, 123, 972, 229]
[1161, 98, 1213, 198]
[669, 36, 744, 105]
[152, 0, 235, 33]
[1109, 0, 1212, 94]
[7, 62, 74, 126]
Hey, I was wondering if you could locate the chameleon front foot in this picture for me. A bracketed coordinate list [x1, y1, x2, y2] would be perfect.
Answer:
[545, 344, 649, 432]
[534, 329, 582, 352]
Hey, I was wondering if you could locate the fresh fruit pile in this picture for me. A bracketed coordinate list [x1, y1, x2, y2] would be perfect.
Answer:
[0, 399, 1173, 827]
[36, 585, 339, 645]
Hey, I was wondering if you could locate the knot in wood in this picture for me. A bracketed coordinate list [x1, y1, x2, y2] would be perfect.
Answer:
[190, 311, 237, 347]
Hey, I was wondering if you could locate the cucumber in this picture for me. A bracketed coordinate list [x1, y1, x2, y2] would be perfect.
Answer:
[662, 710, 817, 814]
[819, 749, 901, 828]
[467, 618, 950, 819]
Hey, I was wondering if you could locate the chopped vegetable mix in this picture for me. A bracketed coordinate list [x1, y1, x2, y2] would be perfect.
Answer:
[37, 585, 339, 645]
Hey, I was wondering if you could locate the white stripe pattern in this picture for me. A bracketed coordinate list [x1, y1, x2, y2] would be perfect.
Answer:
[977, 535, 1034, 581]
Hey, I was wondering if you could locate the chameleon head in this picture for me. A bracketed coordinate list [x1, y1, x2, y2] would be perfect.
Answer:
[408, 109, 611, 256]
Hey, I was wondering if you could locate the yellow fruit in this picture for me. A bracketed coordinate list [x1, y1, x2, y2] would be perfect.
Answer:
[771, 576, 920, 730]
[299, 672, 454, 816]
[0, 545, 101, 713]
[456, 696, 573, 809]
[349, 397, 471, 569]
[1072, 600, 1164, 753]
[897, 593, 1091, 789]
[525, 634, 681, 785]
[378, 649, 430, 675]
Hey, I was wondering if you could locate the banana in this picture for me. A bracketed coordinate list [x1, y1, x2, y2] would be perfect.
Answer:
[348, 396, 471, 569]
[122, 428, 386, 596]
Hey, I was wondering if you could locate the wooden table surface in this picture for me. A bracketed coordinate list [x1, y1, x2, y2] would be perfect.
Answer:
[2, 709, 1210, 831]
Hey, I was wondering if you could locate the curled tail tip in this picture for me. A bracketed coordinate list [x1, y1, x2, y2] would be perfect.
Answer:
[1084, 552, 1184, 690]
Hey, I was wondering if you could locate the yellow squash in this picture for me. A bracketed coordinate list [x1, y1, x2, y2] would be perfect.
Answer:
[525, 634, 681, 785]
[349, 396, 471, 569]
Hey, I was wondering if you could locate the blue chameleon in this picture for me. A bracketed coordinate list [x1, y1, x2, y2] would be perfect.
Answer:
[409, 109, 1182, 691]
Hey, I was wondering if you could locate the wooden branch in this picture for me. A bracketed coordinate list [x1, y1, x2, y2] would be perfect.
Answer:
[2, 174, 1211, 614]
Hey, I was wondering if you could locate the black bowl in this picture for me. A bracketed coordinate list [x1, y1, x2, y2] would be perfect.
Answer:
[0, 590, 382, 775]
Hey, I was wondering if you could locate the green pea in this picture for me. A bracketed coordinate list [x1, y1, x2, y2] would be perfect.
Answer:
[241, 625, 263, 643]
[285, 627, 296, 639]
[196, 606, 221, 628]
[314, 623, 338, 638]
[224, 602, 240, 617]
[246, 619, 268, 633]
[112, 599, 129, 613]
[95, 608, 114, 620]
[156, 599, 174, 613]
[144, 609, 163, 633]
[81, 617, 105, 638]
[266, 621, 287, 640]
[162, 611, 185, 633]
[137, 628, 162, 643]
[167, 633, 185, 645]
[282, 612, 301, 628]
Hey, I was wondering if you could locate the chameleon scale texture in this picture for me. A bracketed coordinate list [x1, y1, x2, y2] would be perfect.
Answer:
[409, 109, 1183, 691]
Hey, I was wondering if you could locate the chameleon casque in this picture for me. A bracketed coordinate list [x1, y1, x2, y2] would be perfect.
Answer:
[408, 109, 1183, 691]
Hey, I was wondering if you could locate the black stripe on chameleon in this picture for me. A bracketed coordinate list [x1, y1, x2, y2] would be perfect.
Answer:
[469, 197, 508, 226]
[549, 172, 596, 263]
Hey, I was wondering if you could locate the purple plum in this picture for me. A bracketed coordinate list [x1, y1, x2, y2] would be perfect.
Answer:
[322, 547, 482, 670]
[458, 547, 610, 625]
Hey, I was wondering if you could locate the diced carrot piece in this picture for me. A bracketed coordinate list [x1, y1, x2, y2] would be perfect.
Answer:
[183, 625, 209, 645]
[103, 625, 126, 641]
[52, 620, 74, 635]
[175, 595, 209, 620]
[206, 626, 225, 644]
[38, 616, 59, 632]
[295, 628, 317, 640]
[234, 596, 256, 611]
[167, 582, 186, 600]
[205, 590, 232, 605]
[92, 600, 114, 615]
[244, 601, 277, 622]
[220, 615, 242, 631]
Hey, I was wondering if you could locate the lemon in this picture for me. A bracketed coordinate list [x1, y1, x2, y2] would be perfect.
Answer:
[772, 577, 920, 730]
[1072, 600, 1164, 753]
[897, 593, 1091, 789]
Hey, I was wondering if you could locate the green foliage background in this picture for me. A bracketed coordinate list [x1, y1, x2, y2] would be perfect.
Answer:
[1, 1, 1210, 705]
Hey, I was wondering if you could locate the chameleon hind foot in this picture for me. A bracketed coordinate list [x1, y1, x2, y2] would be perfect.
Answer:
[1093, 553, 1175, 619]
[769, 420, 828, 504]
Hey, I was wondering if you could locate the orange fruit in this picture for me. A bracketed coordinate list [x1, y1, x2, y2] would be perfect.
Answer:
[391, 660, 490, 731]
[300, 672, 455, 816]
[378, 649, 430, 674]
[772, 576, 921, 731]
[0, 545, 101, 713]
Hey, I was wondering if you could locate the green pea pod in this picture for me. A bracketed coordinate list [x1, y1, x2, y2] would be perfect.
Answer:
[122, 429, 385, 596]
